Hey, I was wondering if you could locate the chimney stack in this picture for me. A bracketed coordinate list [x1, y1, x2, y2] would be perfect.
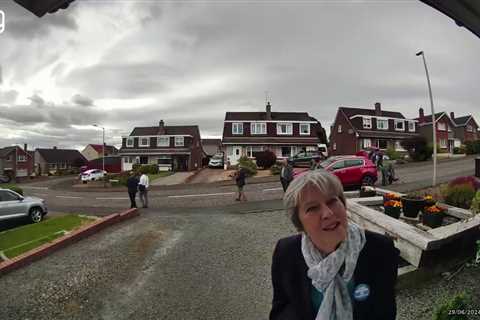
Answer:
[158, 120, 166, 135]
[419, 108, 425, 123]
[24, 143, 27, 152]
[266, 101, 272, 120]
[450, 112, 455, 120]
[374, 102, 381, 116]
[53, 146, 57, 150]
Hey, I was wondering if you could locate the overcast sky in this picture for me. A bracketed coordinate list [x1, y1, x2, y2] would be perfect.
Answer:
[0, 0, 479, 150]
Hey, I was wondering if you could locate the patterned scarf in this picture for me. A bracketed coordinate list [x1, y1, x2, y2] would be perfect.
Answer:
[301, 222, 366, 320]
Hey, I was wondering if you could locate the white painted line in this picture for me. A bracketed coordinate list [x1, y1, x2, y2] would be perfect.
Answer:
[263, 187, 283, 192]
[22, 186, 48, 190]
[55, 195, 83, 199]
[168, 192, 234, 199]
[96, 197, 129, 200]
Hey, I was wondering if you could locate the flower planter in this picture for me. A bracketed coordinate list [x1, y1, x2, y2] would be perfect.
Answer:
[384, 206, 401, 219]
[360, 190, 376, 198]
[422, 211, 445, 228]
[401, 197, 425, 218]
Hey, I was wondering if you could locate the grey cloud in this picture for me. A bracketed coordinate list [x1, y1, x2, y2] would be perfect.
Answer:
[0, 89, 18, 104]
[28, 94, 45, 106]
[71, 94, 94, 107]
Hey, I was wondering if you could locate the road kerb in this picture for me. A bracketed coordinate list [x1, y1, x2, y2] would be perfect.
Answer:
[0, 208, 139, 277]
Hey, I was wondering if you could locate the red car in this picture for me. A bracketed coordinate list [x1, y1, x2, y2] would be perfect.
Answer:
[293, 156, 378, 187]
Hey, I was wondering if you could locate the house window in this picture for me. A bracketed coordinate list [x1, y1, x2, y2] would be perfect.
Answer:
[332, 143, 337, 151]
[232, 123, 243, 135]
[448, 125, 452, 132]
[395, 120, 404, 131]
[17, 155, 26, 162]
[362, 117, 372, 129]
[277, 123, 293, 135]
[251, 122, 266, 135]
[378, 140, 387, 149]
[395, 141, 406, 151]
[439, 138, 447, 148]
[175, 136, 184, 147]
[5, 155, 12, 161]
[59, 163, 67, 169]
[362, 139, 372, 149]
[377, 119, 388, 130]
[126, 138, 134, 147]
[49, 164, 56, 169]
[139, 156, 148, 164]
[437, 122, 446, 131]
[157, 137, 170, 147]
[300, 123, 310, 135]
[337, 125, 342, 133]
[281, 146, 292, 157]
[467, 125, 474, 132]
[139, 137, 150, 147]
[247, 146, 263, 157]
[408, 121, 415, 132]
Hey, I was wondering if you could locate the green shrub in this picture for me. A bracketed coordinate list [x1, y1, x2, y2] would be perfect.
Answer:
[441, 184, 476, 209]
[132, 164, 158, 174]
[465, 141, 480, 155]
[401, 136, 433, 161]
[237, 156, 257, 177]
[385, 147, 401, 160]
[433, 292, 471, 320]
[1, 184, 23, 195]
[255, 150, 277, 169]
[270, 164, 281, 175]
[470, 191, 480, 215]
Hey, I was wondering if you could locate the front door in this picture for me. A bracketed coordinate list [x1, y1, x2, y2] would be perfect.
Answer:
[229, 146, 242, 165]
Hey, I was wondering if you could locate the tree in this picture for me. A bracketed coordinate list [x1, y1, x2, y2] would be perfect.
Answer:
[400, 136, 433, 161]
[255, 150, 277, 169]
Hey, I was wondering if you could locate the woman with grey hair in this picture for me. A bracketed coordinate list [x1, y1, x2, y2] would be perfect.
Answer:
[270, 170, 399, 320]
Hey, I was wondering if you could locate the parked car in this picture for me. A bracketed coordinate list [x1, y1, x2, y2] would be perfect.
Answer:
[208, 152, 224, 168]
[317, 143, 328, 158]
[80, 169, 106, 183]
[293, 155, 378, 187]
[0, 188, 48, 223]
[288, 150, 324, 167]
[0, 173, 12, 183]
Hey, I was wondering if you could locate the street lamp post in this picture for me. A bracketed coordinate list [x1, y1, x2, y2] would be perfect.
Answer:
[93, 124, 105, 187]
[416, 50, 437, 186]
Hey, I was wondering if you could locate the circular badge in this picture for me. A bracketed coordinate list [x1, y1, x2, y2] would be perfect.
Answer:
[353, 284, 370, 301]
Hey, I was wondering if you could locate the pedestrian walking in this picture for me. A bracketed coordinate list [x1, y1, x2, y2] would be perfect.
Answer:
[310, 157, 322, 170]
[126, 171, 139, 208]
[234, 165, 247, 201]
[280, 159, 294, 192]
[138, 172, 150, 208]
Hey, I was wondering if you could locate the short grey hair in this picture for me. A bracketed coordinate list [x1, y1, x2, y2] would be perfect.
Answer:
[283, 170, 346, 231]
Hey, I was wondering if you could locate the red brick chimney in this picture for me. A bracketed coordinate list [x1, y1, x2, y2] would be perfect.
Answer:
[374, 102, 381, 116]
[158, 120, 166, 135]
[450, 112, 455, 120]
[266, 101, 272, 120]
[419, 108, 425, 123]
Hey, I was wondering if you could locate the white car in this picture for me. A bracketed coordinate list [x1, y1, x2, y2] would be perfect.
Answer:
[80, 169, 106, 183]
[208, 153, 224, 168]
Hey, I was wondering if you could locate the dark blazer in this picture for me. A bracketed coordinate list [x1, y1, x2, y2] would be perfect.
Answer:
[270, 230, 399, 320]
[126, 176, 139, 193]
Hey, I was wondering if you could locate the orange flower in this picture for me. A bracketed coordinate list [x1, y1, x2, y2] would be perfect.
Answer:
[385, 193, 401, 200]
[384, 200, 402, 208]
[425, 205, 443, 213]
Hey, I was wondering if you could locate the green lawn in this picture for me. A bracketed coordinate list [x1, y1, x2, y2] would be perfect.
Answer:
[0, 215, 95, 259]
[148, 171, 173, 182]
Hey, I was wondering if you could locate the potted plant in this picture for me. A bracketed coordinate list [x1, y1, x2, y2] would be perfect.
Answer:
[359, 185, 376, 198]
[384, 200, 402, 219]
[383, 192, 401, 204]
[401, 192, 425, 218]
[422, 205, 446, 228]
[423, 194, 436, 207]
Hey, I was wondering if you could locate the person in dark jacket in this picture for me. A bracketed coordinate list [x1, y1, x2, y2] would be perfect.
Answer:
[126, 171, 139, 208]
[234, 165, 247, 201]
[270, 170, 399, 320]
[280, 159, 294, 192]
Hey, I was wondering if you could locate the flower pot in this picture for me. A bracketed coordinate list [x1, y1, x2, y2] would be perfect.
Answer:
[384, 206, 401, 219]
[360, 190, 376, 198]
[422, 211, 445, 228]
[424, 199, 436, 208]
[401, 197, 425, 218]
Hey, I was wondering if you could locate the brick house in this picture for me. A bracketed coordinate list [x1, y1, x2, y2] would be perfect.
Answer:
[221, 102, 326, 165]
[416, 108, 457, 153]
[450, 112, 479, 146]
[0, 144, 34, 180]
[34, 147, 87, 175]
[81, 144, 118, 161]
[119, 120, 204, 172]
[329, 102, 419, 156]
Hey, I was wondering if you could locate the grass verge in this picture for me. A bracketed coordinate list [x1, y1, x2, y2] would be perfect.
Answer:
[148, 171, 174, 182]
[0, 215, 95, 259]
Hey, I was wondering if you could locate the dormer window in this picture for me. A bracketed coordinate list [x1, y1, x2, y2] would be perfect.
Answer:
[232, 123, 243, 135]
[300, 123, 310, 135]
[277, 123, 293, 135]
[377, 119, 388, 130]
[18, 155, 26, 162]
[157, 137, 169, 147]
[467, 125, 474, 132]
[362, 117, 372, 129]
[126, 138, 134, 147]
[175, 136, 184, 147]
[408, 121, 415, 132]
[437, 122, 446, 131]
[139, 137, 150, 147]
[337, 125, 342, 133]
[395, 120, 404, 131]
[251, 122, 266, 135]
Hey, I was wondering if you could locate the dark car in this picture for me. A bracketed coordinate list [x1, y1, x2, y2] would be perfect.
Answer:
[288, 150, 323, 167]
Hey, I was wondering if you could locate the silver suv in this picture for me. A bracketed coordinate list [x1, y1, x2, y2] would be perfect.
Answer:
[0, 188, 48, 223]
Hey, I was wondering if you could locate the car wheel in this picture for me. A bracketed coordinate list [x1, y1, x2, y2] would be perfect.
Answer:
[29, 207, 44, 223]
[361, 175, 375, 186]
